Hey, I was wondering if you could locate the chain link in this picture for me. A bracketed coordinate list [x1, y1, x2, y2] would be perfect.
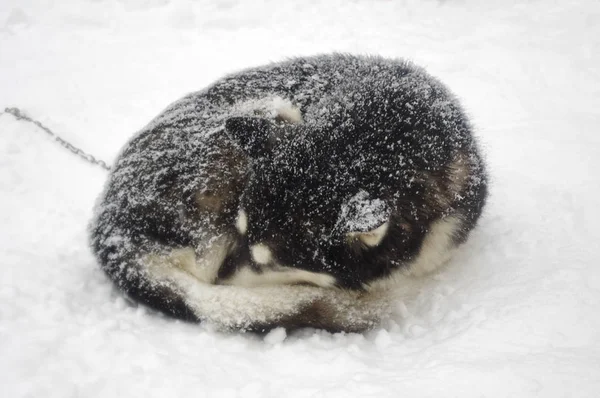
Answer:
[2, 107, 111, 171]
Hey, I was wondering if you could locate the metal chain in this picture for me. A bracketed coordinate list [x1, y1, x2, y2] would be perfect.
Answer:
[2, 107, 111, 171]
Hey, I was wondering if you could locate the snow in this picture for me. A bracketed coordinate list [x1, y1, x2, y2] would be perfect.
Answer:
[264, 327, 287, 345]
[1, 0, 599, 396]
[335, 190, 390, 233]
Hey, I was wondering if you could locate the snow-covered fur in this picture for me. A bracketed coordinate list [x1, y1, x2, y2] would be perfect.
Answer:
[89, 54, 487, 332]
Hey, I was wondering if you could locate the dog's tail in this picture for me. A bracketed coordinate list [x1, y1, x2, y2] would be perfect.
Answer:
[89, 223, 200, 322]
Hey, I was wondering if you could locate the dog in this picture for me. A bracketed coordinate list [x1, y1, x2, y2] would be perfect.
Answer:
[90, 54, 487, 332]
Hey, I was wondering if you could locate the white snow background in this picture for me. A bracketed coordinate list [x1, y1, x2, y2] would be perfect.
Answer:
[1, 0, 599, 396]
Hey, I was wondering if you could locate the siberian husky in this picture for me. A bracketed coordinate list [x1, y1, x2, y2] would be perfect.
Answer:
[90, 54, 487, 332]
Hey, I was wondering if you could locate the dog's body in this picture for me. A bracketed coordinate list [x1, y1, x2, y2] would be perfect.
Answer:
[90, 54, 487, 332]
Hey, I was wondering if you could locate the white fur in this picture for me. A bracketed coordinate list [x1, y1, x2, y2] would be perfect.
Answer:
[232, 96, 302, 124]
[143, 234, 232, 284]
[366, 216, 461, 291]
[276, 104, 302, 123]
[155, 266, 392, 331]
[143, 256, 393, 331]
[193, 234, 233, 283]
[143, 247, 197, 277]
[348, 222, 389, 247]
[447, 151, 470, 195]
[140, 238, 399, 331]
[407, 216, 461, 277]
[221, 266, 336, 288]
[250, 243, 273, 265]
[236, 209, 247, 235]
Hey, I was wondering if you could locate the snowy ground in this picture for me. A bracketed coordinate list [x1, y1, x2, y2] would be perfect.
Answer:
[1, 0, 600, 396]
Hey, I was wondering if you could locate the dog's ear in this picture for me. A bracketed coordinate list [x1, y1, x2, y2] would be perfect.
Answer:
[225, 117, 273, 159]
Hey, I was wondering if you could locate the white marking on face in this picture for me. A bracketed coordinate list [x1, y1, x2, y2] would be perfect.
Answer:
[236, 209, 248, 235]
[348, 222, 389, 247]
[250, 243, 273, 265]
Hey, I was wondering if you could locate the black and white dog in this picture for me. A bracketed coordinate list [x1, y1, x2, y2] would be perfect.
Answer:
[90, 54, 487, 332]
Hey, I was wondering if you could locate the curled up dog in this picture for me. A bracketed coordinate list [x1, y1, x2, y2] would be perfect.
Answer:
[90, 54, 487, 332]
